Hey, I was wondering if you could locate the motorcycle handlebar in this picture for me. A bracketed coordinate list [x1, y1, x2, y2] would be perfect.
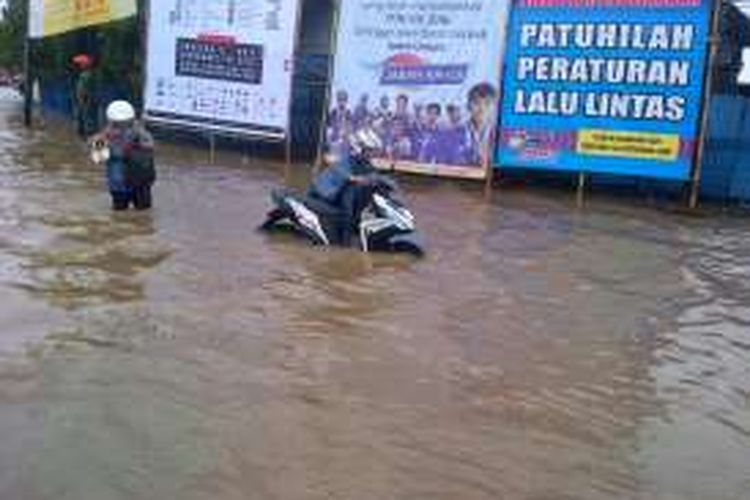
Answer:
[366, 174, 398, 193]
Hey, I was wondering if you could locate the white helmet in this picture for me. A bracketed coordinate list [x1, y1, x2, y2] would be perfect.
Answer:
[106, 100, 135, 123]
[349, 127, 383, 156]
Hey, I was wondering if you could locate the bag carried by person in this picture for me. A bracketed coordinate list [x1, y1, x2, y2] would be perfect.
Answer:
[90, 142, 110, 164]
[124, 146, 156, 187]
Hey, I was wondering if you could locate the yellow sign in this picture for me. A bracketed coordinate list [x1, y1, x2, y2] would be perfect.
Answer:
[29, 0, 136, 38]
[577, 129, 681, 162]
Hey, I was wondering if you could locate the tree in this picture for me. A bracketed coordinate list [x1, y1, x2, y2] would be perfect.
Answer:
[0, 0, 27, 70]
[1, 1, 144, 111]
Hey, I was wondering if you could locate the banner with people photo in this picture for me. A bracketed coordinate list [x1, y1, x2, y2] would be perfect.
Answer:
[28, 0, 137, 38]
[143, 0, 301, 139]
[326, 0, 511, 179]
[496, 0, 713, 180]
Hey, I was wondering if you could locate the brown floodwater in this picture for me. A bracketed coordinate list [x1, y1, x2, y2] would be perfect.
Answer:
[1, 89, 749, 500]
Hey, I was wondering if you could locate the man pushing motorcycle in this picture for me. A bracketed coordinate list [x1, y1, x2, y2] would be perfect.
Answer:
[261, 126, 422, 255]
[309, 128, 384, 244]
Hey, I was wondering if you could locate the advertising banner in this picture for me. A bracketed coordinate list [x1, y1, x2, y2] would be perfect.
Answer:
[144, 0, 301, 139]
[327, 0, 511, 179]
[28, 0, 136, 38]
[496, 0, 713, 180]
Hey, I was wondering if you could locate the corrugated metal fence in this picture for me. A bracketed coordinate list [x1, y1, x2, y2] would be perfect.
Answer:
[701, 94, 750, 203]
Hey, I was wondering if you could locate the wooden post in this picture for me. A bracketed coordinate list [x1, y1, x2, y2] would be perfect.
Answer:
[689, 0, 722, 209]
[576, 171, 587, 208]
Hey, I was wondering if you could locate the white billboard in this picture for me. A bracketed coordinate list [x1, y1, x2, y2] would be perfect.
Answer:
[144, 0, 301, 139]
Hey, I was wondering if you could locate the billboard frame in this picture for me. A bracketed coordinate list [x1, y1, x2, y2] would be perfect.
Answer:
[494, 0, 717, 197]
[319, 0, 512, 181]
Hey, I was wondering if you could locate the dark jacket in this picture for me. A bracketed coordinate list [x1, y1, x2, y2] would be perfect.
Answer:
[105, 124, 155, 192]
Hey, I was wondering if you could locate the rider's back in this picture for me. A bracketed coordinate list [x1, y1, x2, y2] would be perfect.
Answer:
[308, 158, 353, 203]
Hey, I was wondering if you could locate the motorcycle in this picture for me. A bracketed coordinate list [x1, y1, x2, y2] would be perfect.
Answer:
[260, 173, 424, 256]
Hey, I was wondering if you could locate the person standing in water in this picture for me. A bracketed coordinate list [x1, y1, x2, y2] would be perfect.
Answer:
[73, 54, 99, 138]
[90, 101, 156, 211]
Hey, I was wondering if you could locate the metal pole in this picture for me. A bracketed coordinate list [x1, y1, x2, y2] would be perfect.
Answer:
[137, 0, 149, 115]
[483, 153, 495, 199]
[140, 0, 155, 125]
[283, 134, 292, 184]
[285, 134, 292, 167]
[313, 0, 341, 173]
[283, 0, 306, 174]
[576, 171, 587, 208]
[23, 37, 32, 127]
[689, 0, 722, 209]
[23, 0, 33, 127]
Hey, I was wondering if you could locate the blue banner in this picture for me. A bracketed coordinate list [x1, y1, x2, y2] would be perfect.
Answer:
[496, 0, 713, 180]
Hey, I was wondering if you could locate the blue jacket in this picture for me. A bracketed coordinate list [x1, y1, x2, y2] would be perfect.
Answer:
[309, 155, 374, 203]
[106, 155, 128, 193]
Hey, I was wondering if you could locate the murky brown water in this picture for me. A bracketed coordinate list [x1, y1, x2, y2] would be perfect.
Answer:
[1, 89, 750, 500]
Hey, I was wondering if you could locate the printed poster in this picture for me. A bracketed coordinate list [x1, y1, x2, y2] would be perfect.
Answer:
[327, 0, 511, 179]
[144, 0, 301, 138]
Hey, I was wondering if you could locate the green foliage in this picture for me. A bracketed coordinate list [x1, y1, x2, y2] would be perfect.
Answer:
[0, 0, 143, 103]
[0, 0, 27, 70]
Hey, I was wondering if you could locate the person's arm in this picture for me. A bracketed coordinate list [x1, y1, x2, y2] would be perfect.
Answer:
[348, 155, 378, 182]
[349, 175, 368, 185]
[349, 170, 378, 185]
[88, 123, 113, 146]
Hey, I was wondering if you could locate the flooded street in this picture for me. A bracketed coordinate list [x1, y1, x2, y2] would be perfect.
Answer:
[1, 89, 749, 500]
